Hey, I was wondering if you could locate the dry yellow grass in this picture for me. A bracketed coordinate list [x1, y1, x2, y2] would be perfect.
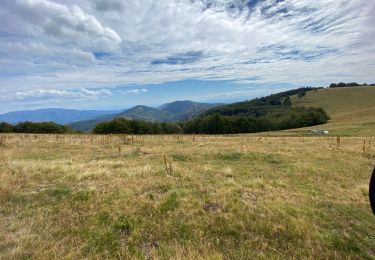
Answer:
[291, 86, 375, 136]
[0, 133, 375, 259]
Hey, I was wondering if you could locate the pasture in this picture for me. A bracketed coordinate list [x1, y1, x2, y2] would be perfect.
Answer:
[0, 133, 374, 259]
[291, 86, 375, 136]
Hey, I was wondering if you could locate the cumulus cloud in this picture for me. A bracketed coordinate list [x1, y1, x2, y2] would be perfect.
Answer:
[6, 0, 121, 50]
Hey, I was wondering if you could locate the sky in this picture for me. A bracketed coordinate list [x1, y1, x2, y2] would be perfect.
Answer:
[0, 0, 374, 113]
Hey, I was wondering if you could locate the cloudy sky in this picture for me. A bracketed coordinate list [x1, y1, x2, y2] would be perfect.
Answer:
[0, 0, 374, 112]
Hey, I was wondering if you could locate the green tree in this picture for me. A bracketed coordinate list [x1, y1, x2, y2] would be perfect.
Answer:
[0, 122, 14, 133]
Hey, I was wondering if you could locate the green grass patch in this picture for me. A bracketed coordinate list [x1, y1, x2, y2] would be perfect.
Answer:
[45, 185, 71, 200]
[171, 153, 190, 161]
[159, 192, 179, 214]
[215, 152, 284, 165]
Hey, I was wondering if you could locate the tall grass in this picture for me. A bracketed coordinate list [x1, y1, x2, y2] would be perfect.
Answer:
[0, 134, 6, 146]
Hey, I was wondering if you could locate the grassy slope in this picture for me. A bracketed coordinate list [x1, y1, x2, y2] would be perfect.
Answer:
[1, 134, 374, 259]
[291, 86, 375, 136]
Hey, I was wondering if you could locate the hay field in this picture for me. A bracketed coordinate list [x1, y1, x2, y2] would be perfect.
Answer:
[0, 134, 374, 259]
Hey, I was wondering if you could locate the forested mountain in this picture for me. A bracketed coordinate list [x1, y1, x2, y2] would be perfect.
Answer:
[118, 105, 174, 122]
[159, 100, 223, 120]
[70, 101, 223, 132]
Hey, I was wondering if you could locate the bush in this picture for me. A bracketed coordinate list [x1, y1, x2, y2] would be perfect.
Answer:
[0, 122, 14, 133]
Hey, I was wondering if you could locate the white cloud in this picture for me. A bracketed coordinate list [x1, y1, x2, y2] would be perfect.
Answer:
[7, 0, 121, 50]
[79, 88, 112, 97]
[3, 42, 96, 65]
[0, 0, 374, 109]
[121, 88, 149, 95]
[10, 88, 112, 101]
[15, 89, 72, 98]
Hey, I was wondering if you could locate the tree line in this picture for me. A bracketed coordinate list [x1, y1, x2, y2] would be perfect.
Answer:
[0, 121, 73, 134]
[91, 107, 329, 135]
[93, 119, 183, 135]
[182, 107, 329, 134]
[329, 82, 375, 88]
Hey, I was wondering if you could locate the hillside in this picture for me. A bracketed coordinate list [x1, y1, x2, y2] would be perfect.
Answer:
[202, 87, 318, 117]
[0, 108, 119, 125]
[291, 86, 375, 135]
[177, 88, 329, 134]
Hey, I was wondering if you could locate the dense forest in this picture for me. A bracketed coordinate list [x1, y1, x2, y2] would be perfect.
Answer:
[182, 107, 328, 134]
[0, 122, 73, 134]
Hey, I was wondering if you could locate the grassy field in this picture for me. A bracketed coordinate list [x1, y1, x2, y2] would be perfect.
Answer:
[1, 133, 374, 259]
[291, 86, 375, 136]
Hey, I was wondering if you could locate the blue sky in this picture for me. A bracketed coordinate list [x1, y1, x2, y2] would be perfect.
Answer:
[0, 0, 374, 113]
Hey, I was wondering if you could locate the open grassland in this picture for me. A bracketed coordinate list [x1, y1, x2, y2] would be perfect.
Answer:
[291, 86, 375, 136]
[0, 133, 375, 259]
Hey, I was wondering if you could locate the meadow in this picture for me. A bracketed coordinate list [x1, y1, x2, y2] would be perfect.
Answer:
[291, 86, 375, 136]
[1, 133, 374, 259]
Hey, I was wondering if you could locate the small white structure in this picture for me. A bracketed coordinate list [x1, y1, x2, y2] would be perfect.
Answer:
[311, 129, 329, 135]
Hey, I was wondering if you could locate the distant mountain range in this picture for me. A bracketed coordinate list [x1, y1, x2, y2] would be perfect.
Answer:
[70, 101, 223, 132]
[0, 101, 223, 132]
[0, 108, 120, 125]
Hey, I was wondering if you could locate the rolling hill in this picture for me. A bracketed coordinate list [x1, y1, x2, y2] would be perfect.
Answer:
[291, 86, 375, 135]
